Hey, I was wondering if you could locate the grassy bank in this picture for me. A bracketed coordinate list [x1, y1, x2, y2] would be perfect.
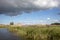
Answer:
[0, 25, 60, 40]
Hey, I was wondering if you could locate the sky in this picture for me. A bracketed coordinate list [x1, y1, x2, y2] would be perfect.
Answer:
[0, 0, 60, 25]
[0, 8, 60, 25]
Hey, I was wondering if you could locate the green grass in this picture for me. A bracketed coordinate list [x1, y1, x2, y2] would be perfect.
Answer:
[0, 25, 60, 40]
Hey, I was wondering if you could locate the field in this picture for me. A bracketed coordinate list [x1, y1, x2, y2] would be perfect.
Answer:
[0, 25, 60, 40]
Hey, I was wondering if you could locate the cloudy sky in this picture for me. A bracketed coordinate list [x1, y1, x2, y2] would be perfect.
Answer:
[0, 0, 60, 24]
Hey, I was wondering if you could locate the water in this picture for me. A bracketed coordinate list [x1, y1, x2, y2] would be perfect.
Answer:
[0, 28, 20, 40]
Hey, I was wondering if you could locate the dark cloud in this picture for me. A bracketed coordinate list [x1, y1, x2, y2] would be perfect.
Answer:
[0, 0, 60, 16]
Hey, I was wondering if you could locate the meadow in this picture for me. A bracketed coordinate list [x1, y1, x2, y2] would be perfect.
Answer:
[0, 25, 60, 40]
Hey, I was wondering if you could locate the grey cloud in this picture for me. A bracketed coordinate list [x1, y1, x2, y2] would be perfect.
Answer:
[0, 0, 60, 16]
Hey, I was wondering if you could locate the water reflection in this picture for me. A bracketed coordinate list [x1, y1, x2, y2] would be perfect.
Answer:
[0, 28, 20, 40]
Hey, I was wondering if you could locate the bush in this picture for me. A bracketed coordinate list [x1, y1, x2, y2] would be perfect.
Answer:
[10, 22, 14, 25]
[51, 23, 60, 25]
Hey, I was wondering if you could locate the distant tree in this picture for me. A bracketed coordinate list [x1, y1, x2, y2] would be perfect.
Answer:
[51, 23, 60, 25]
[10, 22, 14, 25]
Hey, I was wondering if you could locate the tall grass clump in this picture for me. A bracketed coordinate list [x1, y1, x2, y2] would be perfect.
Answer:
[15, 25, 60, 40]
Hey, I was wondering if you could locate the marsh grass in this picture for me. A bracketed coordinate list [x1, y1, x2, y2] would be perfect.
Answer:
[0, 25, 60, 40]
